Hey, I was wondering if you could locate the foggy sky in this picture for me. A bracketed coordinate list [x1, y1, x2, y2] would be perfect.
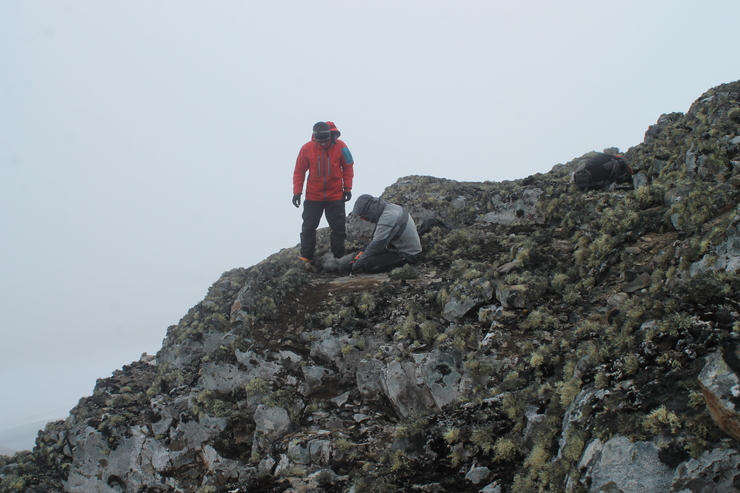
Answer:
[2, 0, 739, 449]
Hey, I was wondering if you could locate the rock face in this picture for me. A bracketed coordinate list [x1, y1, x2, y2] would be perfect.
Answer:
[5, 80, 740, 493]
[699, 351, 740, 441]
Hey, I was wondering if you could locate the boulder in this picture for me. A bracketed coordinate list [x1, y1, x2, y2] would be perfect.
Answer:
[230, 281, 260, 323]
[577, 435, 674, 493]
[482, 189, 544, 225]
[382, 360, 436, 418]
[252, 405, 292, 451]
[698, 350, 740, 440]
[671, 446, 740, 492]
[443, 279, 494, 321]
[417, 350, 462, 410]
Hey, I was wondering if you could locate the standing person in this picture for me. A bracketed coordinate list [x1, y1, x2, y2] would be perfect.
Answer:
[346, 194, 422, 274]
[292, 121, 354, 268]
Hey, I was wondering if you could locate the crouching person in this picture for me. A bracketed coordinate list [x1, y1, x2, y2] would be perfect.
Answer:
[326, 194, 422, 274]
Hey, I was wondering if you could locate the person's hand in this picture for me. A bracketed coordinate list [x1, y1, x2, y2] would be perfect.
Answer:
[349, 251, 363, 271]
[292, 193, 302, 208]
[343, 191, 352, 202]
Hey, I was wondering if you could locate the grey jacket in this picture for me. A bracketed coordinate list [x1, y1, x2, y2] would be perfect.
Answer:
[351, 194, 422, 270]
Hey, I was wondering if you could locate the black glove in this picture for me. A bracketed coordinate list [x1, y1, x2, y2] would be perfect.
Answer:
[343, 191, 352, 202]
[292, 193, 302, 208]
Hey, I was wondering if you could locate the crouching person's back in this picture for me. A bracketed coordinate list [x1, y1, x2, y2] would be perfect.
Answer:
[325, 194, 422, 274]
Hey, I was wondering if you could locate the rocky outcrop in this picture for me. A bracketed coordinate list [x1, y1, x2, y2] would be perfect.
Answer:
[575, 435, 740, 493]
[699, 350, 740, 441]
[482, 189, 545, 226]
[4, 80, 740, 493]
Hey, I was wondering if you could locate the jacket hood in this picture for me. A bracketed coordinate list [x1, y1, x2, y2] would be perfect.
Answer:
[326, 121, 341, 138]
[352, 194, 386, 223]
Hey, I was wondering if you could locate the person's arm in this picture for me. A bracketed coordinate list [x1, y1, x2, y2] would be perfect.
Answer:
[352, 208, 401, 270]
[341, 145, 354, 196]
[293, 147, 309, 196]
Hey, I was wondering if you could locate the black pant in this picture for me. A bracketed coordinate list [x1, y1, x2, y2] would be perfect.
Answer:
[301, 199, 346, 261]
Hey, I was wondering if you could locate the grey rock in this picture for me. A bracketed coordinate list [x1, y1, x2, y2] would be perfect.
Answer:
[698, 351, 740, 440]
[479, 482, 502, 493]
[482, 189, 544, 225]
[495, 284, 527, 308]
[197, 362, 252, 392]
[356, 358, 386, 400]
[644, 113, 680, 143]
[419, 350, 461, 410]
[273, 453, 293, 477]
[309, 328, 347, 364]
[452, 196, 467, 209]
[287, 439, 311, 465]
[465, 464, 491, 484]
[689, 220, 740, 277]
[664, 186, 692, 207]
[258, 455, 276, 475]
[577, 436, 674, 493]
[383, 360, 436, 417]
[253, 405, 292, 451]
[277, 350, 303, 370]
[158, 329, 235, 369]
[577, 432, 740, 492]
[443, 278, 493, 321]
[496, 260, 522, 274]
[685, 145, 700, 178]
[230, 281, 260, 323]
[557, 385, 606, 460]
[671, 445, 740, 492]
[301, 365, 332, 396]
[64, 427, 111, 492]
[309, 439, 332, 465]
[621, 273, 651, 293]
[632, 173, 648, 188]
[331, 391, 351, 408]
[235, 349, 282, 378]
[520, 405, 546, 454]
[150, 395, 176, 436]
[607, 292, 629, 308]
[201, 444, 243, 480]
[170, 413, 229, 450]
[65, 425, 182, 493]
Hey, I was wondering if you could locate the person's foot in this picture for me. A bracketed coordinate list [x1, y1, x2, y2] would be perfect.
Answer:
[299, 257, 314, 272]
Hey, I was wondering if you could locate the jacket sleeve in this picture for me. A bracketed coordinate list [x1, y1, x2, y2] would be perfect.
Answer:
[341, 145, 354, 191]
[352, 208, 401, 270]
[293, 146, 309, 195]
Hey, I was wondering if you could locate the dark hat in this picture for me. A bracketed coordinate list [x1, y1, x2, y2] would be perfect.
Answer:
[312, 122, 331, 142]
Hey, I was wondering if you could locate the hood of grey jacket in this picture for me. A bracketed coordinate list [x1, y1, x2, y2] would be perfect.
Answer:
[352, 194, 386, 223]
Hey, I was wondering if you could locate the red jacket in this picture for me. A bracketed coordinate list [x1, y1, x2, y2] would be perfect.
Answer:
[293, 122, 354, 202]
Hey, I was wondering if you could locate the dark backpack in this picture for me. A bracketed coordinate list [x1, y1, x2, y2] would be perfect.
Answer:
[574, 153, 634, 192]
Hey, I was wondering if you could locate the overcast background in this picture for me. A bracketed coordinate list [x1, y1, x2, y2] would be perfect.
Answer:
[1, 0, 739, 451]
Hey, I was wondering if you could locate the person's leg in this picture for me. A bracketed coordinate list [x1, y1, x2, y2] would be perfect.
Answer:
[324, 200, 347, 258]
[300, 200, 324, 261]
[358, 251, 408, 274]
[323, 251, 357, 272]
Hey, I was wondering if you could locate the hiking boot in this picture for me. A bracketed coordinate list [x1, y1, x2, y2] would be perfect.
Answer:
[299, 257, 314, 272]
